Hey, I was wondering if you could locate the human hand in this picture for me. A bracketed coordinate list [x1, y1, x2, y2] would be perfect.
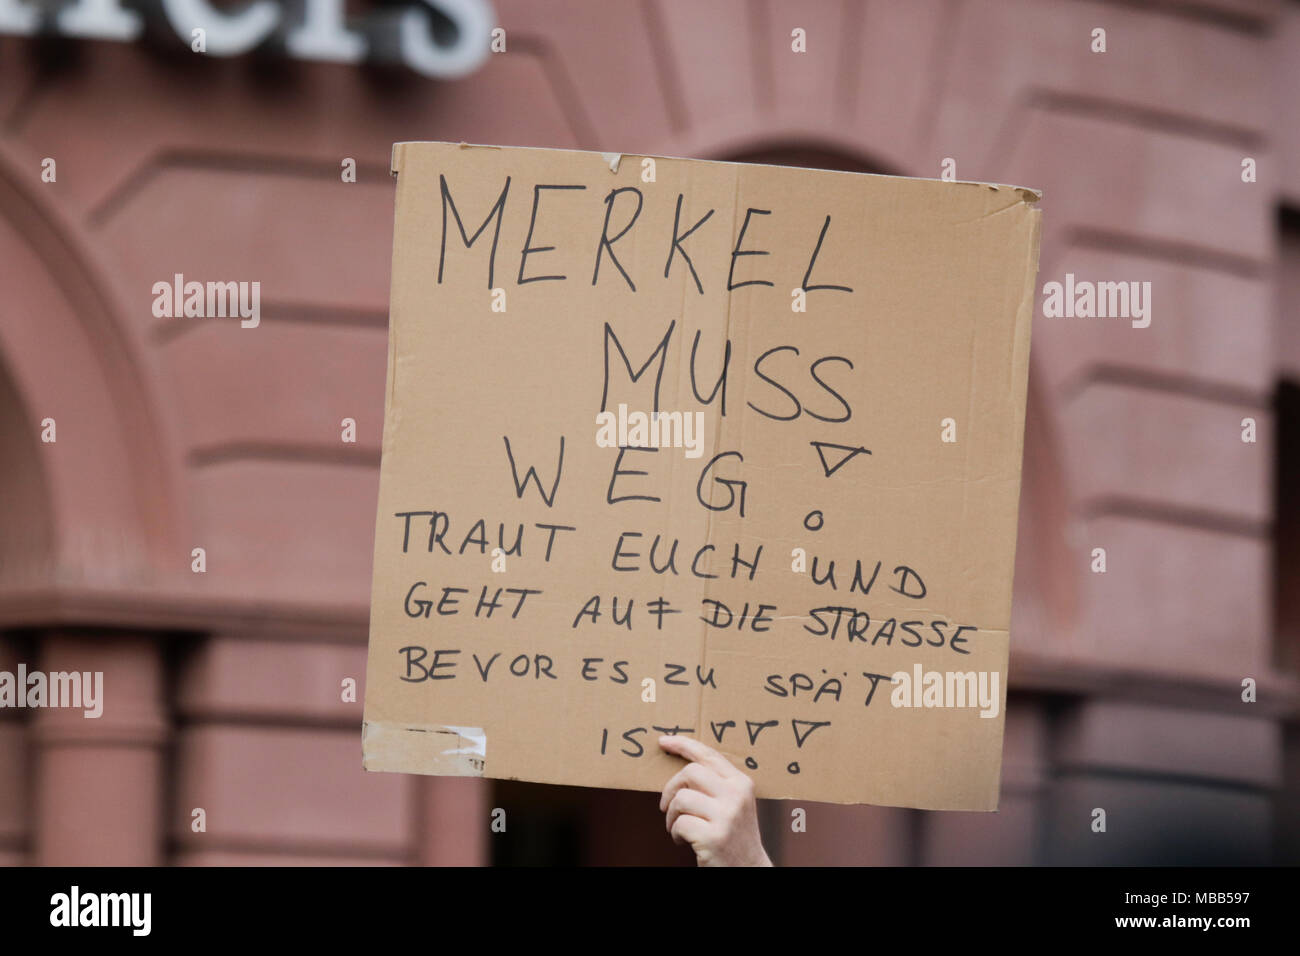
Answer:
[658, 734, 773, 866]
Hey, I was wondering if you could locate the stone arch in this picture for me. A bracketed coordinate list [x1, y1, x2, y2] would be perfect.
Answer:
[0, 140, 184, 624]
[690, 130, 910, 181]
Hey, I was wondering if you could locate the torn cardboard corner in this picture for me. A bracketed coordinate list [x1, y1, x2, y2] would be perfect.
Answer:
[363, 141, 1042, 811]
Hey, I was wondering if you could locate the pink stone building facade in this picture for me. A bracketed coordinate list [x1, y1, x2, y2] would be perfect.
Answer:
[0, 0, 1296, 865]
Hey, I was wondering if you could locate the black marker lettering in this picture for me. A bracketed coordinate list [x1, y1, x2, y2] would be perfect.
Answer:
[601, 321, 674, 415]
[518, 184, 585, 284]
[664, 193, 714, 294]
[593, 187, 643, 290]
[607, 446, 661, 505]
[727, 208, 773, 290]
[800, 215, 854, 293]
[439, 174, 509, 289]
[747, 345, 802, 421]
[503, 435, 565, 507]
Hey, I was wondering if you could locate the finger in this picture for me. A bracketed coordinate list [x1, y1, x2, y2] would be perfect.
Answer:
[665, 788, 719, 835]
[658, 734, 737, 778]
[659, 762, 723, 812]
[669, 811, 710, 848]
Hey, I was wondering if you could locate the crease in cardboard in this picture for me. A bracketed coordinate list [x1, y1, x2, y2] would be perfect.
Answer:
[687, 163, 746, 766]
[955, 202, 1029, 227]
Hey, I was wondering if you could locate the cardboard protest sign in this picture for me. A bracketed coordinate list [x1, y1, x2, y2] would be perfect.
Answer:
[362, 142, 1041, 810]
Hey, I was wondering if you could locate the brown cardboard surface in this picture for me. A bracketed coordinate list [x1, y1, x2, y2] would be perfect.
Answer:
[362, 141, 1042, 810]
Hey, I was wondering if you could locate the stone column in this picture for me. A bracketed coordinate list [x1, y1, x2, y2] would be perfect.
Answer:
[32, 631, 168, 866]
[0, 633, 29, 865]
[417, 777, 489, 866]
